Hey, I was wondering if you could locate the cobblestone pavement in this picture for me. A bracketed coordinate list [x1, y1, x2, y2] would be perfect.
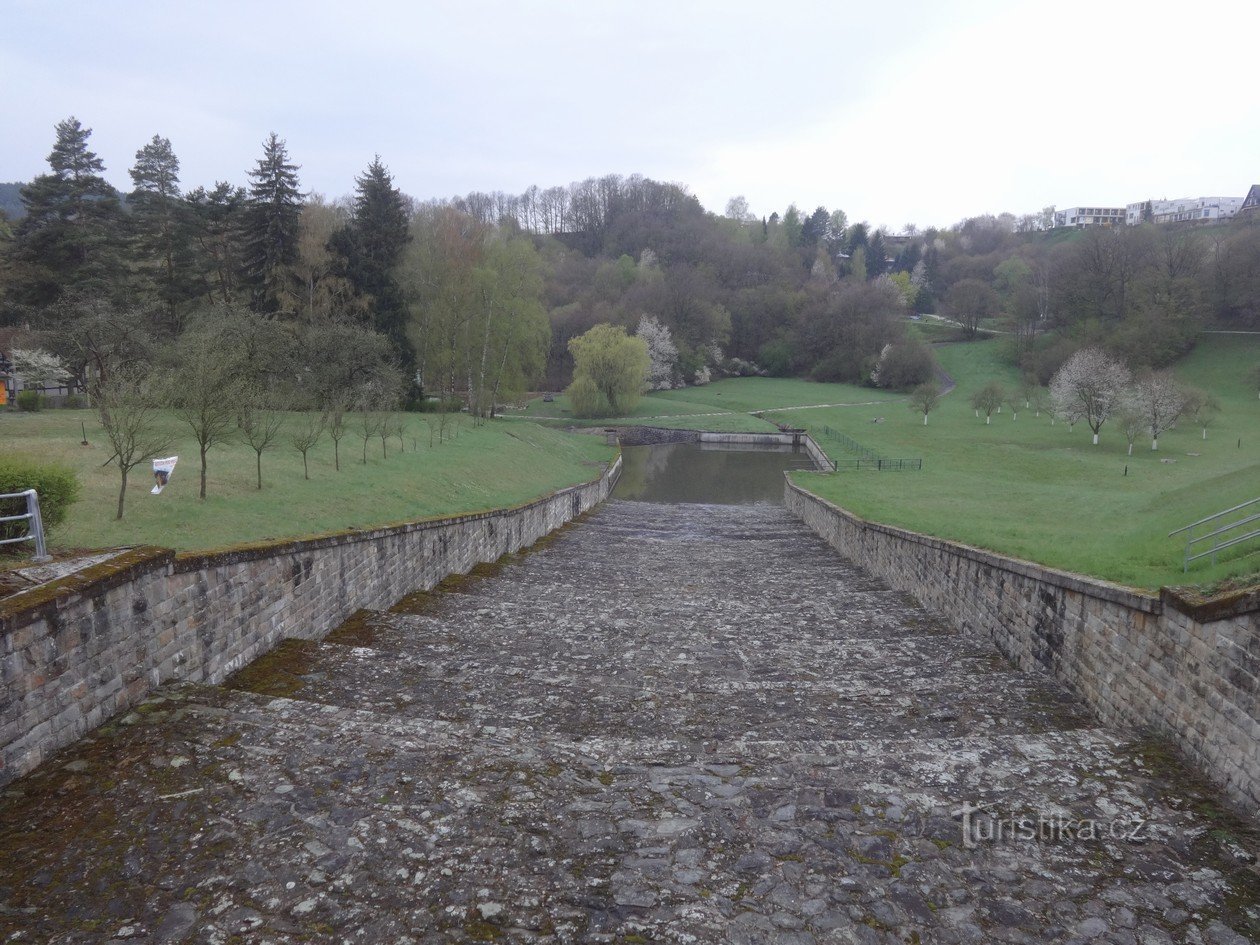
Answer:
[1, 501, 1258, 943]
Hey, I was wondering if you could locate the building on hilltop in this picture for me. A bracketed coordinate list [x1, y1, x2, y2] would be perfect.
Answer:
[1053, 207, 1125, 228]
[1239, 185, 1260, 217]
[1124, 196, 1245, 226]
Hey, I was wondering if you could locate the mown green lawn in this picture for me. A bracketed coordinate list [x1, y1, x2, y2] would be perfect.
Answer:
[525, 376, 898, 431]
[0, 410, 614, 553]
[790, 337, 1260, 590]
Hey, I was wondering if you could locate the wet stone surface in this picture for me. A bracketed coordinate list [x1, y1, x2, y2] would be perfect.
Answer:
[1, 500, 1258, 943]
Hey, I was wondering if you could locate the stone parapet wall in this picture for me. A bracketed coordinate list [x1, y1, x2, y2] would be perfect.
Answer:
[785, 478, 1260, 811]
[0, 456, 621, 786]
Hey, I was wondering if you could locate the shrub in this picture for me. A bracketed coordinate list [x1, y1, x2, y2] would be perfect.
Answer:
[0, 456, 80, 548]
[63, 394, 86, 409]
[15, 390, 43, 412]
[870, 340, 937, 390]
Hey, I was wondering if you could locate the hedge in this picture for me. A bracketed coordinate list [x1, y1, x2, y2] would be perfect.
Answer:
[0, 455, 80, 549]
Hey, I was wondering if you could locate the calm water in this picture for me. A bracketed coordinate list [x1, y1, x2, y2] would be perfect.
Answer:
[613, 443, 815, 505]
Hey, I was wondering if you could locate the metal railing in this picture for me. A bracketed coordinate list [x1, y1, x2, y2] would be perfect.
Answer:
[1169, 497, 1260, 572]
[0, 489, 51, 562]
[833, 458, 923, 471]
[820, 426, 880, 460]
[818, 425, 922, 472]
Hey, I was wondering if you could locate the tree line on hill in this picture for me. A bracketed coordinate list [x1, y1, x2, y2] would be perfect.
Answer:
[3, 116, 1259, 424]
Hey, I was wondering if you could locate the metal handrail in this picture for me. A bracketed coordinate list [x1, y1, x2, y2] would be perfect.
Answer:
[1169, 496, 1260, 537]
[1170, 496, 1260, 572]
[0, 489, 50, 561]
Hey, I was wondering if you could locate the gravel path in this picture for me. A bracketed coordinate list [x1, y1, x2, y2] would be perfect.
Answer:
[0, 501, 1256, 943]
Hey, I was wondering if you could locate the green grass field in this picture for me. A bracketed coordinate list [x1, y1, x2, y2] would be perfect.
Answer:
[524, 377, 899, 432]
[0, 410, 614, 553]
[789, 337, 1260, 590]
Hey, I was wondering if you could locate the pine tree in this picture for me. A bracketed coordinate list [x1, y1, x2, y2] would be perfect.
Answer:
[10, 117, 126, 306]
[329, 156, 410, 346]
[242, 133, 303, 313]
[867, 231, 888, 279]
[187, 182, 248, 306]
[129, 134, 193, 324]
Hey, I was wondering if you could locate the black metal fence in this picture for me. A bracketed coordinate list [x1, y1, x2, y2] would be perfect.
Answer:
[832, 458, 923, 471]
[818, 425, 922, 472]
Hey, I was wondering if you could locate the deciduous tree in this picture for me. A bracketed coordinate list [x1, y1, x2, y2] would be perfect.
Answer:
[636, 315, 678, 391]
[1049, 347, 1131, 444]
[970, 382, 1004, 424]
[1130, 370, 1184, 450]
[96, 368, 171, 519]
[566, 324, 649, 417]
[908, 382, 941, 425]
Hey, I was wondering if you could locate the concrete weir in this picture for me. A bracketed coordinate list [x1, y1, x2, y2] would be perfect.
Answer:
[0, 496, 1257, 942]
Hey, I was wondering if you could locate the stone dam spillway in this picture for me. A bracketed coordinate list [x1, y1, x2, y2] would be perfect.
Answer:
[0, 451, 1257, 942]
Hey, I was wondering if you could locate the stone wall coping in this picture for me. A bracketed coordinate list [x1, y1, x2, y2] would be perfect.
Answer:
[0, 546, 175, 632]
[1162, 584, 1260, 622]
[1, 455, 618, 635]
[171, 458, 616, 573]
[785, 477, 1163, 614]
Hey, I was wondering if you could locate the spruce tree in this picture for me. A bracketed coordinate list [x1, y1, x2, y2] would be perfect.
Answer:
[329, 155, 411, 347]
[11, 117, 126, 307]
[129, 134, 193, 324]
[186, 181, 248, 306]
[867, 231, 888, 279]
[242, 133, 303, 313]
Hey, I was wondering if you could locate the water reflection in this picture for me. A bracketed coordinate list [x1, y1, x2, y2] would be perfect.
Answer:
[613, 443, 814, 505]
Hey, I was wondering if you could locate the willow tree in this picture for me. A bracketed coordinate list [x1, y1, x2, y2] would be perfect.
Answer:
[566, 324, 649, 418]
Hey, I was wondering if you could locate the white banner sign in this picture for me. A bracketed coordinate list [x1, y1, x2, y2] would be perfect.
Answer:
[151, 456, 178, 494]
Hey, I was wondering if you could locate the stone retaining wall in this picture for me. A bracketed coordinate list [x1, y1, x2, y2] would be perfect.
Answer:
[0, 456, 621, 787]
[785, 478, 1260, 811]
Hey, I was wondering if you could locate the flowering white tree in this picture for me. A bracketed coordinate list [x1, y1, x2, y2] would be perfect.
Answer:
[869, 343, 893, 386]
[1049, 348, 1131, 444]
[11, 348, 71, 389]
[635, 315, 678, 391]
[1130, 371, 1185, 451]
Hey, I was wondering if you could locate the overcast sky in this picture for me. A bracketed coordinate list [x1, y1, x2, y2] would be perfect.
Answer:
[3, 0, 1258, 230]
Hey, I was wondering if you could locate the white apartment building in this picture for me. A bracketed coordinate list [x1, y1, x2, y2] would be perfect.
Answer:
[1124, 196, 1245, 226]
[1054, 207, 1125, 228]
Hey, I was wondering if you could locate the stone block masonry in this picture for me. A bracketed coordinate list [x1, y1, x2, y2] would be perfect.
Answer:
[785, 478, 1260, 812]
[0, 455, 621, 787]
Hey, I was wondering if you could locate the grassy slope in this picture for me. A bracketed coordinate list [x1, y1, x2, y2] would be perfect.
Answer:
[524, 377, 899, 432]
[791, 337, 1260, 590]
[0, 411, 614, 553]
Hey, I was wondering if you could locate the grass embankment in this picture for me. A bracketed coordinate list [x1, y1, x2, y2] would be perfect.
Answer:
[789, 337, 1260, 591]
[0, 411, 614, 553]
[524, 377, 898, 432]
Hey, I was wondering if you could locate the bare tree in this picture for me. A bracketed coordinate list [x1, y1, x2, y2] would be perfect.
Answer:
[324, 395, 349, 471]
[237, 394, 285, 489]
[908, 382, 941, 425]
[1183, 387, 1221, 440]
[388, 414, 407, 453]
[170, 331, 241, 499]
[970, 382, 1004, 424]
[290, 412, 326, 480]
[1130, 371, 1184, 451]
[1248, 363, 1260, 401]
[358, 411, 384, 464]
[1030, 386, 1050, 418]
[1049, 348, 1131, 445]
[96, 369, 171, 520]
[1116, 400, 1145, 456]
